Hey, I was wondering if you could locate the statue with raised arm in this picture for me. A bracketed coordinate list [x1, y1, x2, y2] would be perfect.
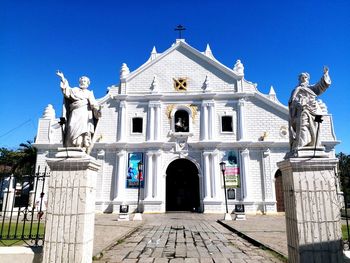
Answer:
[288, 67, 331, 154]
[56, 70, 101, 152]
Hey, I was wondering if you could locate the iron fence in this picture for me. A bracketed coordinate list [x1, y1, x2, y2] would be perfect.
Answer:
[0, 167, 49, 246]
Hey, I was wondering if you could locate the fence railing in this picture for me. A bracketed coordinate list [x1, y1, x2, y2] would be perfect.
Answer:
[0, 167, 49, 246]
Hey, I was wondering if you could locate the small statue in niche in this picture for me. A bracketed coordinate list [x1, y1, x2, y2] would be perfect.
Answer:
[288, 67, 331, 153]
[56, 70, 101, 152]
[175, 117, 188, 132]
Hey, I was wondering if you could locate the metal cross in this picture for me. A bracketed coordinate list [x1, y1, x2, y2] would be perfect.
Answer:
[175, 25, 186, 39]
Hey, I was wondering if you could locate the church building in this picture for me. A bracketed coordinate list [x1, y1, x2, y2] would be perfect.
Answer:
[34, 39, 338, 214]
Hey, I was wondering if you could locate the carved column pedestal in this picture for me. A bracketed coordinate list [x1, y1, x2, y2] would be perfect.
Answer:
[43, 148, 100, 263]
[277, 157, 342, 263]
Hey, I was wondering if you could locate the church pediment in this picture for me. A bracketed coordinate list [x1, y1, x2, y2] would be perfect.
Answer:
[122, 41, 243, 94]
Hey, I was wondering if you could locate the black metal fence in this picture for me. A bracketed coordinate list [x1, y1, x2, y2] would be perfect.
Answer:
[0, 167, 49, 246]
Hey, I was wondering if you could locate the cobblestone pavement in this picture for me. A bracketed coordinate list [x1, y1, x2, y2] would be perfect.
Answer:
[218, 215, 288, 257]
[94, 213, 284, 263]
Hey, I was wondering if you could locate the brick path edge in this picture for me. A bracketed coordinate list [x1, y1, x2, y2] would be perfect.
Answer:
[217, 220, 288, 262]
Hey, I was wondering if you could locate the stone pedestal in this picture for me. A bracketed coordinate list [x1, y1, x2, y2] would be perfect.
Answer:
[278, 157, 342, 263]
[43, 148, 100, 263]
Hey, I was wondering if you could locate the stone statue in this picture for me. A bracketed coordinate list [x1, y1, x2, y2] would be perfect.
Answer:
[56, 70, 101, 152]
[288, 67, 331, 153]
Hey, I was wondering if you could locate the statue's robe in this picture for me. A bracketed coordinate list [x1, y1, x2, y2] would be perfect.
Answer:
[288, 75, 331, 150]
[62, 86, 99, 147]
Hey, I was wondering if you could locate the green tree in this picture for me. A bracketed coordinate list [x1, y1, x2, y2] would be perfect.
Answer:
[337, 152, 350, 197]
[0, 141, 37, 175]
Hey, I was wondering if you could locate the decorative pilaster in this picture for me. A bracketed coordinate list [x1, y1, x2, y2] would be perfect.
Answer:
[203, 152, 211, 199]
[277, 158, 342, 263]
[145, 152, 153, 200]
[96, 149, 105, 201]
[207, 101, 215, 140]
[154, 151, 161, 198]
[201, 101, 209, 140]
[211, 151, 220, 199]
[115, 150, 126, 200]
[238, 99, 246, 141]
[44, 148, 101, 263]
[147, 102, 160, 141]
[153, 103, 161, 141]
[240, 149, 250, 200]
[118, 101, 126, 142]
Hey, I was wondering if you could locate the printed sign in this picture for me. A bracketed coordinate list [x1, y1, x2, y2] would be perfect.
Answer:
[223, 151, 240, 188]
[126, 152, 144, 188]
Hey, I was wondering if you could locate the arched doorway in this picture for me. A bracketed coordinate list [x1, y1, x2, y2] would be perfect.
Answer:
[274, 170, 285, 212]
[166, 159, 200, 212]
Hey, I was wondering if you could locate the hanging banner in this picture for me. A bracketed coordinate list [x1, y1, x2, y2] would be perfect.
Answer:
[126, 152, 144, 188]
[223, 151, 240, 188]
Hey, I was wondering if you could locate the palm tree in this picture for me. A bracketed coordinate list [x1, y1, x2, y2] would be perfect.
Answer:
[15, 141, 37, 175]
[0, 141, 37, 176]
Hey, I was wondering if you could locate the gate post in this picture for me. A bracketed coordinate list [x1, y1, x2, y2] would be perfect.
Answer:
[277, 157, 342, 263]
[43, 148, 100, 263]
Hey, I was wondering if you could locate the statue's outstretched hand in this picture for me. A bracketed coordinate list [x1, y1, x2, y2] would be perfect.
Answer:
[323, 66, 329, 74]
[56, 70, 65, 80]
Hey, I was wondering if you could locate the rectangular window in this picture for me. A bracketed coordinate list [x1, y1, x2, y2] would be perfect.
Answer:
[221, 116, 233, 132]
[132, 118, 143, 133]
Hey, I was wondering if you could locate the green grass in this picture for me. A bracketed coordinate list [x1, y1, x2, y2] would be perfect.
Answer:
[343, 224, 350, 240]
[0, 222, 45, 246]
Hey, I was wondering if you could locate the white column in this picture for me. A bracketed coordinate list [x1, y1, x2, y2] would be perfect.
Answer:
[201, 102, 208, 140]
[118, 101, 126, 142]
[208, 101, 215, 140]
[96, 149, 105, 201]
[238, 98, 246, 141]
[145, 152, 153, 200]
[115, 150, 126, 200]
[154, 103, 161, 141]
[211, 151, 220, 199]
[147, 103, 155, 141]
[153, 151, 162, 198]
[203, 152, 211, 199]
[262, 149, 272, 201]
[240, 148, 250, 200]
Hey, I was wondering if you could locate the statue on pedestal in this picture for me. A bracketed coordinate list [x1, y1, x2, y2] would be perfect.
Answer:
[56, 70, 101, 153]
[288, 67, 331, 155]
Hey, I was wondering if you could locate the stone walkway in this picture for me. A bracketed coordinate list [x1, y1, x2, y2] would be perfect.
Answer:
[218, 215, 288, 257]
[94, 213, 284, 263]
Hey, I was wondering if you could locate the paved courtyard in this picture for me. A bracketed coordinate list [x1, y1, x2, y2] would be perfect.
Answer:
[94, 213, 284, 263]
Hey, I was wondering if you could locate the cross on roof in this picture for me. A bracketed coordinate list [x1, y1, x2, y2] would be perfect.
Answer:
[174, 25, 186, 39]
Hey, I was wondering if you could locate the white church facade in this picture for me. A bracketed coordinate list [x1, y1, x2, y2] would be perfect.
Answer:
[34, 39, 338, 214]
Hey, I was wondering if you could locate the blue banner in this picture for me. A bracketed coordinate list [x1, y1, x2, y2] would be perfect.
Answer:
[126, 152, 144, 188]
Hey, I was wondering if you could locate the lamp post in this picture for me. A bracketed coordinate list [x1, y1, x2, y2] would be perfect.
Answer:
[220, 161, 232, 220]
[137, 161, 143, 212]
[133, 161, 143, 221]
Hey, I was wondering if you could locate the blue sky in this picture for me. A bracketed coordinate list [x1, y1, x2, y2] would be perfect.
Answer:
[1, 0, 349, 153]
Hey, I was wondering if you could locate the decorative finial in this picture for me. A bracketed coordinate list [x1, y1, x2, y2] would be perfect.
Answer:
[42, 104, 56, 119]
[151, 75, 159, 93]
[120, 63, 130, 79]
[175, 25, 186, 39]
[268, 86, 277, 101]
[204, 44, 215, 59]
[233, 59, 244, 75]
[150, 46, 157, 60]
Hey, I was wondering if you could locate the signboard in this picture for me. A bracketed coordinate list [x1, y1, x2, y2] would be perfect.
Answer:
[223, 151, 240, 188]
[126, 152, 144, 188]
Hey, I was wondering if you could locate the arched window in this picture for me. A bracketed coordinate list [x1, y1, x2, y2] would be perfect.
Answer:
[174, 110, 189, 132]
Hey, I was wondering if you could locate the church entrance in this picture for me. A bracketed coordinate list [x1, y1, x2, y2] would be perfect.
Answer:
[166, 159, 200, 212]
[275, 170, 285, 212]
